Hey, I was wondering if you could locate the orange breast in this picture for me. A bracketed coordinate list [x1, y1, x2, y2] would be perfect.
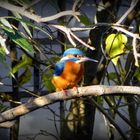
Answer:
[52, 60, 84, 91]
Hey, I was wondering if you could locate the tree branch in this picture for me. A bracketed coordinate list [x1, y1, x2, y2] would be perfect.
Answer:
[116, 0, 139, 24]
[0, 1, 80, 23]
[50, 24, 95, 50]
[0, 85, 140, 126]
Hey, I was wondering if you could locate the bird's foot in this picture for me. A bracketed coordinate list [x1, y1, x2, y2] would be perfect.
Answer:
[73, 86, 79, 95]
[62, 89, 68, 96]
[61, 87, 79, 96]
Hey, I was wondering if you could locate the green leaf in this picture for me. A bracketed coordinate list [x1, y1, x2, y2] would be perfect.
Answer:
[0, 35, 9, 54]
[78, 15, 91, 25]
[41, 69, 55, 92]
[108, 72, 119, 84]
[0, 100, 9, 112]
[18, 67, 32, 86]
[0, 23, 34, 53]
[12, 33, 34, 53]
[12, 12, 32, 37]
[0, 23, 15, 33]
[4, 28, 34, 54]
[0, 18, 13, 29]
[108, 72, 117, 80]
[105, 33, 127, 65]
[2, 16, 53, 39]
[97, 96, 103, 104]
[0, 48, 6, 62]
[12, 54, 32, 74]
[134, 67, 140, 81]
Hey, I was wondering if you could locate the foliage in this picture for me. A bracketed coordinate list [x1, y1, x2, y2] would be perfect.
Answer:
[0, 19, 34, 54]
[41, 69, 55, 92]
[134, 66, 140, 81]
[0, 0, 140, 140]
[0, 47, 6, 62]
[105, 33, 127, 65]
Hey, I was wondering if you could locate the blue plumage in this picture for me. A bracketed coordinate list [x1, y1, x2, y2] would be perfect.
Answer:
[53, 58, 78, 76]
[63, 48, 84, 57]
[52, 48, 98, 92]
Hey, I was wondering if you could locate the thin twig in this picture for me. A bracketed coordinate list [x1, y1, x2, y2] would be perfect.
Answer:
[116, 0, 139, 24]
[0, 1, 80, 23]
[71, 23, 133, 31]
[91, 98, 128, 140]
[70, 31, 95, 50]
[112, 26, 140, 40]
[72, 0, 83, 22]
[50, 24, 95, 50]
[40, 11, 80, 22]
[132, 34, 139, 66]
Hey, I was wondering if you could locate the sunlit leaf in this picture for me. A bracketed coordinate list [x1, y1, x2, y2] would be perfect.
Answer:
[0, 35, 9, 54]
[0, 23, 15, 33]
[0, 18, 13, 29]
[12, 54, 32, 74]
[105, 33, 127, 65]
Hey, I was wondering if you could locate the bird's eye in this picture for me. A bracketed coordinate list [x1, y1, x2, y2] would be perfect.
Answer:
[73, 54, 83, 58]
[73, 54, 78, 57]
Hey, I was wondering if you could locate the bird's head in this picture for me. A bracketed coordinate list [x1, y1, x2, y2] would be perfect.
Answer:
[61, 48, 98, 63]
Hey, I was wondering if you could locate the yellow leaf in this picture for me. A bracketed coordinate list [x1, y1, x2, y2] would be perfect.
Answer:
[105, 33, 127, 65]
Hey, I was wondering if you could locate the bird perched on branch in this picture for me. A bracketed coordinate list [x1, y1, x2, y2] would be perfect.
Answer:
[52, 48, 98, 95]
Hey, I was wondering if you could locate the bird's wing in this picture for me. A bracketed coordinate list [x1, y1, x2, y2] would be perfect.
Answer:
[53, 60, 66, 76]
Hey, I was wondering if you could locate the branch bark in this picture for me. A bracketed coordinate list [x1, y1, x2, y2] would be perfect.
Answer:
[0, 1, 80, 22]
[0, 85, 140, 126]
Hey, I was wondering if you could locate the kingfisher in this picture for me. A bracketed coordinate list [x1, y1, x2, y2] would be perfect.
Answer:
[51, 48, 98, 94]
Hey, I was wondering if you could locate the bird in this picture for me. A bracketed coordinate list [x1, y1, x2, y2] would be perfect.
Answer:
[51, 48, 98, 95]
